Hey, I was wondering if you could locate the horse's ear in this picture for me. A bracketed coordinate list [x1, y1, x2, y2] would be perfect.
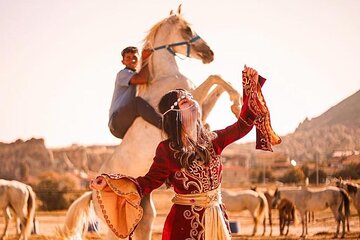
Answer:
[177, 4, 182, 15]
[169, 10, 174, 15]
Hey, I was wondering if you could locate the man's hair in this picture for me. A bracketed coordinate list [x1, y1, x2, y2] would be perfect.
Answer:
[121, 46, 138, 57]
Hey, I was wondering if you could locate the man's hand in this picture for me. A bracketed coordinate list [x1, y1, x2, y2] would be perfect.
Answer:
[141, 48, 154, 61]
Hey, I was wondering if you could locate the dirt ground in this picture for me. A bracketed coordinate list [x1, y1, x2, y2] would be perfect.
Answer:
[1, 188, 359, 239]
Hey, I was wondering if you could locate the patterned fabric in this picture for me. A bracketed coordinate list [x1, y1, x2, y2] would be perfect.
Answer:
[172, 188, 231, 240]
[241, 68, 281, 151]
[95, 174, 143, 238]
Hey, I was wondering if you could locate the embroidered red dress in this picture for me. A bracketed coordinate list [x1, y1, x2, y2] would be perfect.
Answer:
[94, 69, 281, 240]
[137, 116, 254, 239]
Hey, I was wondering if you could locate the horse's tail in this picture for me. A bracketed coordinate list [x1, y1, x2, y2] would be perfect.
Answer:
[57, 191, 93, 239]
[339, 188, 350, 231]
[24, 185, 36, 238]
[258, 193, 268, 235]
[257, 194, 267, 221]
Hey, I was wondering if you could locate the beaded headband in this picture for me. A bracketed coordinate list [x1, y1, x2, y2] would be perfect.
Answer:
[162, 92, 194, 116]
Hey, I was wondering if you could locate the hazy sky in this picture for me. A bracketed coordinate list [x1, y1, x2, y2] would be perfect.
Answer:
[1, 0, 359, 148]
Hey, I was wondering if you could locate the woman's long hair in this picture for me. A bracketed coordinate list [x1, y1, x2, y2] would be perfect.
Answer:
[158, 89, 216, 170]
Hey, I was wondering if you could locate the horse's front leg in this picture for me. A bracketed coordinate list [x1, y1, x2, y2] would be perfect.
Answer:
[133, 194, 156, 240]
[279, 211, 284, 236]
[300, 213, 305, 237]
[192, 75, 241, 119]
[0, 208, 11, 239]
[251, 215, 258, 236]
[262, 215, 266, 236]
[305, 212, 308, 236]
[340, 210, 346, 238]
[358, 209, 360, 238]
[330, 206, 342, 238]
[285, 215, 290, 236]
[269, 210, 272, 236]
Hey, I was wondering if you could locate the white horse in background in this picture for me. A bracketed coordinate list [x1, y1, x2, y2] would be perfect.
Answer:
[336, 178, 360, 236]
[222, 189, 268, 236]
[0, 179, 36, 240]
[61, 5, 242, 240]
[273, 186, 350, 238]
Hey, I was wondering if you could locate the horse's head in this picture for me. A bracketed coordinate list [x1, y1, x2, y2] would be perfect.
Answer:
[272, 187, 281, 208]
[334, 177, 345, 188]
[144, 5, 214, 64]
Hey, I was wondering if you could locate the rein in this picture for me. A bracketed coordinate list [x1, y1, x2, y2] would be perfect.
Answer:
[152, 35, 201, 58]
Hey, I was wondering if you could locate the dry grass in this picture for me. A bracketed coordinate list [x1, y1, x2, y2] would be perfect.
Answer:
[1, 187, 360, 239]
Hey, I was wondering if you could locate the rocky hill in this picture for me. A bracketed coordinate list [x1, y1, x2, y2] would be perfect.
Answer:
[0, 138, 53, 179]
[0, 138, 116, 180]
[296, 89, 360, 131]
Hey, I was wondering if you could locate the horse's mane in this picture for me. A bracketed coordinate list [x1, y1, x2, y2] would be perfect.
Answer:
[142, 14, 189, 49]
[138, 14, 189, 89]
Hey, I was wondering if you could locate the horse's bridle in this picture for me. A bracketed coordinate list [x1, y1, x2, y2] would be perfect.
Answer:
[152, 35, 201, 58]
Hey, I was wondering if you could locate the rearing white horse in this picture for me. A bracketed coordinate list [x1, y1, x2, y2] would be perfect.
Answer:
[61, 6, 242, 240]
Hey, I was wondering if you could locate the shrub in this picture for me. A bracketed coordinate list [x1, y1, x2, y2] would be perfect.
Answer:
[333, 163, 360, 180]
[279, 167, 305, 184]
[34, 171, 83, 210]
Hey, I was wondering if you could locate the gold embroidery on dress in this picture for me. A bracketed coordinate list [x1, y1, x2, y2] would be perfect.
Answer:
[170, 140, 223, 239]
[171, 140, 221, 193]
[184, 205, 205, 240]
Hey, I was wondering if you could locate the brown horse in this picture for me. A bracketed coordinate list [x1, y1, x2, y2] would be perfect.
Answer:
[275, 198, 295, 236]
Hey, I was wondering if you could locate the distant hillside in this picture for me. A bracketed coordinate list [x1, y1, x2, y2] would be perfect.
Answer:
[274, 90, 360, 161]
[296, 90, 360, 131]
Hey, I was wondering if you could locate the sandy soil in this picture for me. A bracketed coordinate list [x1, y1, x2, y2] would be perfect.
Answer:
[1, 189, 359, 239]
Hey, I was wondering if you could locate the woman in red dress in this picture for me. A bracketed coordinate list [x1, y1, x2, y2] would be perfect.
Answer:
[91, 66, 281, 240]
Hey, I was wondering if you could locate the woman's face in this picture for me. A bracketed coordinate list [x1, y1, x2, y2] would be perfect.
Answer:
[178, 92, 195, 110]
[178, 92, 200, 133]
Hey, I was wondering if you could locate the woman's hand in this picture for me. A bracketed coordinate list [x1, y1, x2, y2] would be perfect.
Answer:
[244, 65, 258, 80]
[90, 176, 107, 191]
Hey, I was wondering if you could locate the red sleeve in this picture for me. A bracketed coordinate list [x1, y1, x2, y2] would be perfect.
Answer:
[213, 116, 254, 153]
[135, 143, 171, 196]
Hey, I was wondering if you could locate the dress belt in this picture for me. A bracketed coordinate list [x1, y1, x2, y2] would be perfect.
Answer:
[172, 188, 231, 240]
[172, 188, 221, 207]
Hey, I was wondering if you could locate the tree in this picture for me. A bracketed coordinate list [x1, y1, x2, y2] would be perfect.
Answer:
[301, 164, 310, 178]
[309, 169, 327, 184]
[256, 170, 275, 183]
[279, 167, 305, 184]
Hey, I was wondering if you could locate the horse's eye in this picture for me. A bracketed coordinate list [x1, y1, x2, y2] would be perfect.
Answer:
[184, 27, 192, 36]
